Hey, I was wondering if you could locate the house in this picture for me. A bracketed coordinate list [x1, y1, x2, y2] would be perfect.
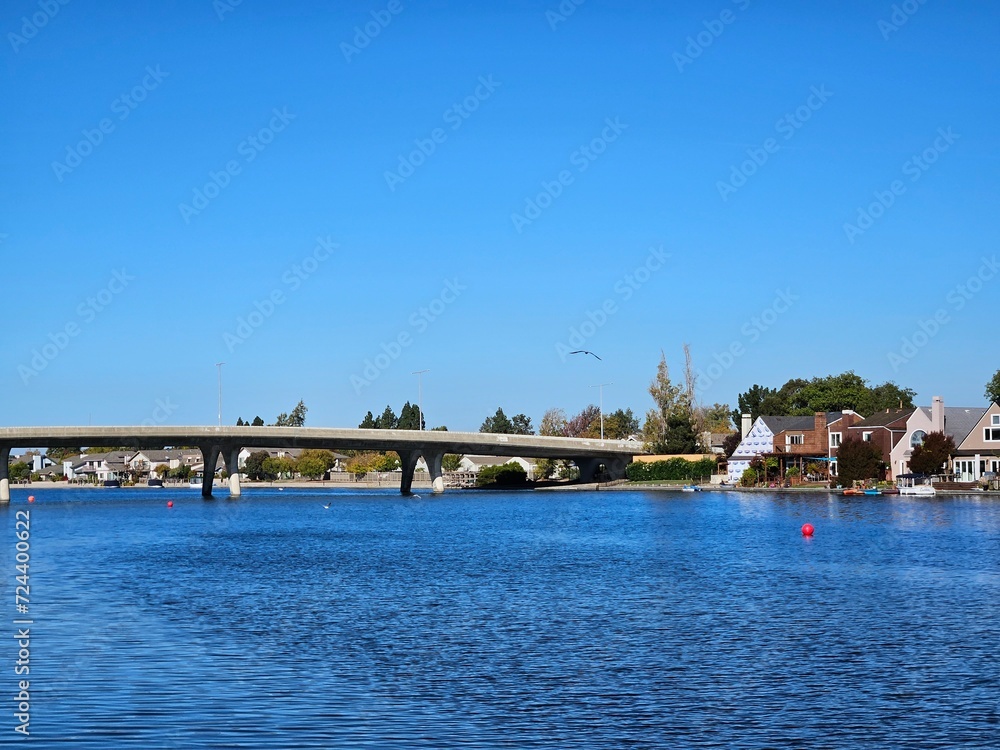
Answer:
[728, 411, 863, 482]
[452, 455, 538, 479]
[847, 408, 915, 478]
[889, 396, 986, 479]
[64, 451, 132, 483]
[952, 401, 1000, 482]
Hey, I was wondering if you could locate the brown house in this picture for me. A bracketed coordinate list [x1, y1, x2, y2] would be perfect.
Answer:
[846, 408, 914, 475]
[771, 410, 865, 479]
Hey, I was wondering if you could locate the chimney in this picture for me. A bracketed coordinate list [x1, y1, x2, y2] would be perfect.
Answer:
[741, 413, 752, 438]
[814, 411, 825, 435]
[931, 396, 944, 433]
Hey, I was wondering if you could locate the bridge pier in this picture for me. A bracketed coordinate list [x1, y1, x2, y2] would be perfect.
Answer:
[224, 446, 241, 498]
[424, 450, 445, 494]
[0, 446, 9, 504]
[398, 449, 420, 495]
[200, 445, 220, 498]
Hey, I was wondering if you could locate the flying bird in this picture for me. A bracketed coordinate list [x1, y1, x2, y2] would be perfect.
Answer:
[322, 502, 332, 509]
[570, 350, 602, 361]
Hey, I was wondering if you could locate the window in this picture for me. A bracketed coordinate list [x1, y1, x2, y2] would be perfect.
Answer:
[863, 431, 872, 442]
[910, 430, 926, 448]
[830, 432, 842, 448]
[985, 428, 1000, 442]
[786, 434, 804, 445]
[992, 414, 1000, 426]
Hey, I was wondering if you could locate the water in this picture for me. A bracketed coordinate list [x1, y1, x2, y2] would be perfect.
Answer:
[2, 488, 998, 748]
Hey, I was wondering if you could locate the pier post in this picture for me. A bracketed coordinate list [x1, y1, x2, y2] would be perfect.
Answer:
[200, 445, 220, 498]
[423, 449, 445, 494]
[0, 446, 9, 504]
[225, 445, 241, 498]
[398, 450, 419, 495]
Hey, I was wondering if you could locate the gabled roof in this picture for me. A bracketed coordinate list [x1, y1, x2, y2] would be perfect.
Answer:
[850, 408, 914, 429]
[760, 416, 815, 434]
[916, 406, 988, 444]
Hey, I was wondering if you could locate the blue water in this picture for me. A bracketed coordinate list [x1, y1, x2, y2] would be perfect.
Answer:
[1, 487, 998, 748]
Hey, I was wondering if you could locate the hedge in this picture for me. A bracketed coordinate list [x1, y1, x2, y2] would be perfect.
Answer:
[626, 457, 717, 482]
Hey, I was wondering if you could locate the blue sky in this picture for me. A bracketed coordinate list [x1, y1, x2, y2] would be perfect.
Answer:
[3, 0, 998, 431]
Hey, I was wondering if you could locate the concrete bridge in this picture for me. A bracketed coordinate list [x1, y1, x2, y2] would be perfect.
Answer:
[0, 426, 639, 501]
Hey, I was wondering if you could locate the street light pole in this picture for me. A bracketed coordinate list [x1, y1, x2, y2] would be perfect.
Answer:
[591, 382, 613, 440]
[216, 362, 225, 427]
[412, 369, 429, 430]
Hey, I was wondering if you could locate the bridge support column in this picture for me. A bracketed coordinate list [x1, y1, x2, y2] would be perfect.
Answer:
[0, 446, 10, 504]
[423, 450, 445, 494]
[224, 446, 241, 498]
[200, 446, 219, 498]
[398, 450, 420, 495]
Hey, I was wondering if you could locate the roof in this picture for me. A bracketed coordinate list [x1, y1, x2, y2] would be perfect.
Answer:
[761, 416, 816, 434]
[850, 408, 914, 429]
[917, 406, 987, 443]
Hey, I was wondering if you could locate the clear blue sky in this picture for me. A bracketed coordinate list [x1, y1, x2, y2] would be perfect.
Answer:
[3, 0, 998, 430]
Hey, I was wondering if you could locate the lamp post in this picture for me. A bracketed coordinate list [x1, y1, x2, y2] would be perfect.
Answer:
[215, 362, 225, 426]
[591, 382, 613, 440]
[412, 369, 429, 430]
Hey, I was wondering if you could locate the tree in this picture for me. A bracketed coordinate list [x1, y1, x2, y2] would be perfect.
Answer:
[243, 450, 271, 481]
[274, 400, 307, 427]
[534, 457, 556, 479]
[442, 454, 463, 472]
[9, 462, 30, 482]
[699, 403, 733, 433]
[373, 452, 400, 472]
[251, 416, 264, 426]
[986, 369, 1000, 404]
[236, 417, 245, 426]
[480, 407, 514, 434]
[375, 405, 398, 430]
[475, 462, 527, 487]
[908, 431, 955, 475]
[732, 373, 916, 423]
[659, 411, 700, 454]
[643, 351, 696, 452]
[566, 405, 601, 438]
[397, 402, 423, 430]
[539, 408, 568, 437]
[511, 414, 534, 435]
[731, 384, 787, 425]
[296, 449, 336, 479]
[835, 436, 885, 487]
[359, 411, 376, 429]
[603, 408, 640, 439]
[153, 463, 170, 479]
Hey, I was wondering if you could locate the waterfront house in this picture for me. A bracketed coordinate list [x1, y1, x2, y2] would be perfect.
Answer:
[951, 401, 1000, 481]
[889, 397, 985, 479]
[846, 408, 914, 478]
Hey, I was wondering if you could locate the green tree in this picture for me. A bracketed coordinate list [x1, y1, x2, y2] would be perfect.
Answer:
[373, 452, 400, 472]
[9, 462, 30, 482]
[603, 408, 640, 439]
[375, 405, 398, 430]
[835, 436, 885, 487]
[359, 411, 377, 429]
[274, 400, 308, 427]
[236, 417, 245, 426]
[168, 464, 193, 480]
[475, 462, 527, 487]
[243, 450, 271, 481]
[986, 369, 1000, 404]
[296, 449, 336, 479]
[566, 405, 601, 438]
[397, 401, 423, 430]
[539, 408, 568, 437]
[722, 431, 742, 457]
[442, 454, 463, 472]
[480, 407, 514, 434]
[659, 411, 700, 454]
[251, 416, 264, 426]
[733, 373, 916, 423]
[909, 431, 955, 475]
[511, 414, 534, 435]
[154, 463, 170, 479]
[699, 403, 733, 433]
[731, 384, 787, 425]
[643, 351, 686, 450]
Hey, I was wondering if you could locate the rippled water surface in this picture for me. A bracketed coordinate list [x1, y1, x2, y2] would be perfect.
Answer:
[2, 488, 999, 748]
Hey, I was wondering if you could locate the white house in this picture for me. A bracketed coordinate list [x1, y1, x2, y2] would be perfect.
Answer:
[889, 396, 985, 479]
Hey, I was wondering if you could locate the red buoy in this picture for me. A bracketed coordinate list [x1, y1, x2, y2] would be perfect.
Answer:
[801, 523, 814, 537]
[167, 501, 174, 508]
[28, 495, 35, 503]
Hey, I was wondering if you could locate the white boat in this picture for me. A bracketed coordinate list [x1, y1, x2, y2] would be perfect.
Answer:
[188, 477, 202, 489]
[897, 474, 936, 496]
[681, 485, 701, 492]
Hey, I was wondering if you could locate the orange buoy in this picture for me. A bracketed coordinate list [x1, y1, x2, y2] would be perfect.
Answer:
[801, 523, 814, 537]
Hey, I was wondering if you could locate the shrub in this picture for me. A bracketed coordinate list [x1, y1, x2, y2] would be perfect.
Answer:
[626, 457, 717, 481]
[476, 462, 528, 487]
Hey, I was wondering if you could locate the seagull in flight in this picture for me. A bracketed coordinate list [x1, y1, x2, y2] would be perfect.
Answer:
[570, 350, 602, 361]
[322, 502, 332, 509]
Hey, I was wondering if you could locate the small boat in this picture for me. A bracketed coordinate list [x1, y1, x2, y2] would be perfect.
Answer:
[896, 473, 936, 496]
[842, 488, 865, 496]
[863, 488, 881, 496]
[681, 485, 701, 492]
[147, 478, 164, 488]
[188, 478, 202, 489]
[102, 479, 121, 488]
